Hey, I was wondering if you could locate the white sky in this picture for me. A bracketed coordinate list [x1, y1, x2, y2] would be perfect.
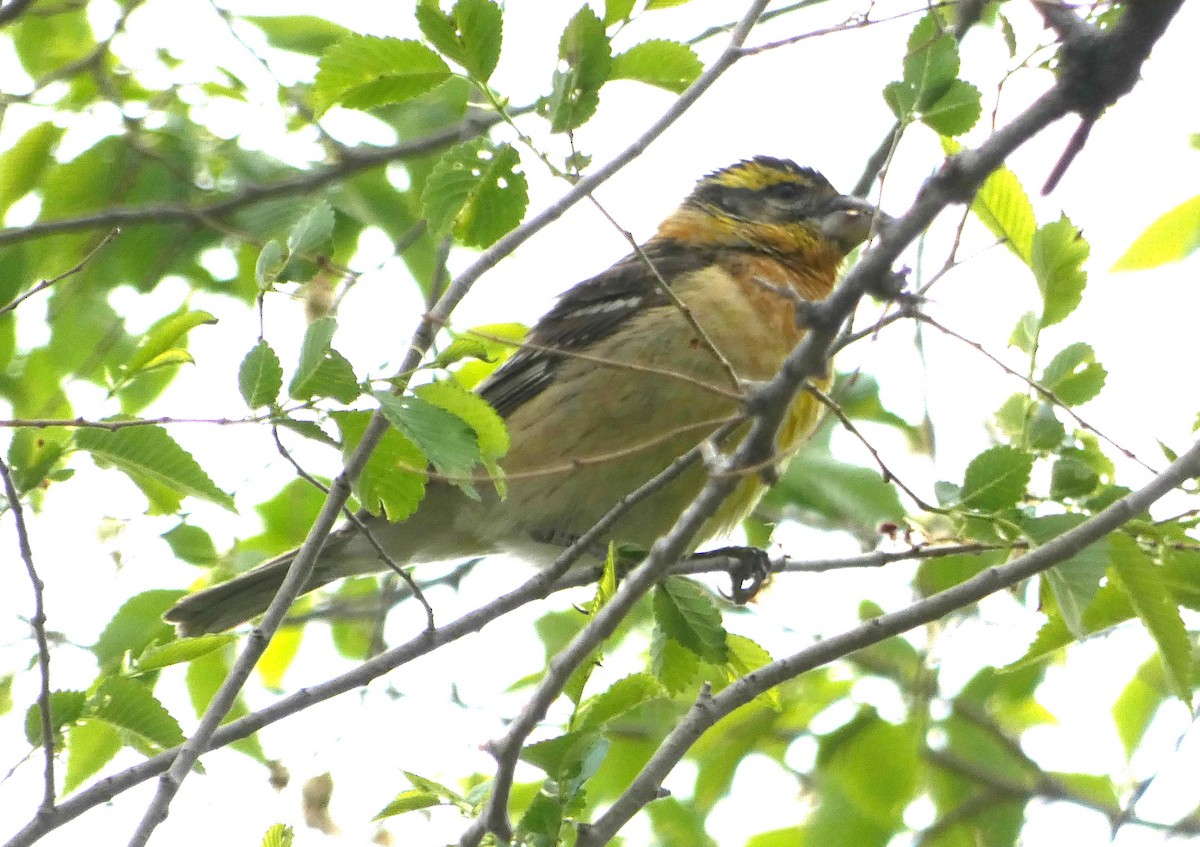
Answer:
[2, 0, 1199, 845]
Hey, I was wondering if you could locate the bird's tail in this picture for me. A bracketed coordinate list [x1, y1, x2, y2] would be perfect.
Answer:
[164, 548, 317, 637]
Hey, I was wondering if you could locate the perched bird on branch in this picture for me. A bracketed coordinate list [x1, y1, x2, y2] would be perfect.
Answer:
[166, 157, 883, 635]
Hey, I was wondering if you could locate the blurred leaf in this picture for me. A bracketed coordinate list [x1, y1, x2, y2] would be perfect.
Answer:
[186, 647, 266, 761]
[314, 36, 451, 114]
[260, 823, 294, 847]
[76, 425, 235, 511]
[64, 719, 121, 794]
[287, 201, 336, 256]
[1113, 653, 1169, 757]
[650, 625, 699, 694]
[12, 4, 95, 78]
[330, 577, 379, 660]
[610, 39, 701, 93]
[1024, 514, 1108, 638]
[245, 15, 352, 56]
[258, 626, 303, 691]
[117, 310, 217, 388]
[574, 673, 666, 732]
[762, 448, 904, 536]
[0, 122, 63, 217]
[1111, 194, 1200, 271]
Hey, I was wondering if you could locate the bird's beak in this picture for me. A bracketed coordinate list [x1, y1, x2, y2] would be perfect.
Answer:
[820, 195, 890, 252]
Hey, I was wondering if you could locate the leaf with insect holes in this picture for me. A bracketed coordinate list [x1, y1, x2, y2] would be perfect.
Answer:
[422, 139, 527, 248]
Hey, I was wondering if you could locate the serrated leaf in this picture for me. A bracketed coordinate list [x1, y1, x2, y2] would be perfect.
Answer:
[76, 425, 235, 510]
[161, 522, 218, 565]
[134, 634, 238, 672]
[1109, 535, 1192, 705]
[376, 391, 480, 490]
[314, 36, 451, 114]
[904, 15, 958, 96]
[1040, 342, 1106, 405]
[93, 590, 185, 672]
[239, 340, 283, 409]
[64, 719, 121, 794]
[287, 200, 335, 256]
[944, 133, 1036, 262]
[90, 677, 184, 750]
[653, 577, 728, 664]
[415, 380, 508, 460]
[1032, 216, 1089, 328]
[260, 823, 294, 847]
[332, 410, 427, 520]
[922, 79, 981, 135]
[610, 39, 701, 94]
[120, 310, 217, 385]
[415, 0, 502, 82]
[422, 139, 527, 248]
[650, 625, 699, 694]
[546, 7, 611, 133]
[1111, 194, 1200, 271]
[25, 690, 87, 747]
[574, 673, 666, 732]
[245, 15, 351, 56]
[723, 634, 780, 710]
[960, 445, 1032, 511]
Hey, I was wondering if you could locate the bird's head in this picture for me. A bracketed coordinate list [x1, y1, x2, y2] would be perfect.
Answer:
[657, 156, 886, 262]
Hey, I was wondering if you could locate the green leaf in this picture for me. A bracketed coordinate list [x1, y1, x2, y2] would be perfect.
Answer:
[415, 0, 503, 82]
[646, 0, 694, 7]
[119, 310, 217, 386]
[903, 15, 958, 95]
[0, 122, 63, 217]
[256, 240, 286, 288]
[650, 625, 699, 694]
[574, 673, 667, 732]
[1050, 455, 1100, 500]
[288, 317, 360, 402]
[415, 380, 509, 460]
[25, 690, 87, 748]
[610, 40, 701, 94]
[1113, 653, 1170, 757]
[422, 139, 528, 248]
[762, 448, 904, 536]
[76, 425, 235, 511]
[376, 391, 481, 494]
[604, 0, 636, 24]
[1025, 402, 1065, 450]
[64, 719, 122, 794]
[161, 522, 219, 565]
[260, 823, 294, 847]
[330, 577, 379, 660]
[185, 648, 266, 761]
[93, 590, 185, 673]
[960, 445, 1033, 511]
[374, 789, 443, 819]
[1111, 194, 1200, 271]
[0, 673, 12, 716]
[239, 340, 284, 409]
[545, 6, 612, 133]
[1039, 342, 1106, 405]
[723, 634, 781, 710]
[1032, 216, 1089, 328]
[245, 15, 352, 56]
[653, 577, 728, 664]
[13, 5, 95, 78]
[134, 634, 238, 672]
[287, 200, 335, 256]
[89, 677, 184, 750]
[922, 79, 981, 135]
[332, 410, 428, 520]
[314, 36, 451, 114]
[1109, 535, 1192, 705]
[257, 625, 303, 691]
[1024, 515, 1108, 638]
[947, 137, 1036, 264]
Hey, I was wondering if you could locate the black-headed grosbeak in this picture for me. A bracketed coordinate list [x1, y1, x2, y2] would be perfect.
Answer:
[167, 157, 881, 635]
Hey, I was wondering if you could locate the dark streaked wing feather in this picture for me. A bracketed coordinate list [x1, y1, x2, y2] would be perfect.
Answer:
[479, 240, 715, 418]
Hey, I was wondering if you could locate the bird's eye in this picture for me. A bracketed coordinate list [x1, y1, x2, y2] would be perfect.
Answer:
[767, 181, 804, 201]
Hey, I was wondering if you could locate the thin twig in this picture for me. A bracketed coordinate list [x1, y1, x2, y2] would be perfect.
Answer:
[0, 457, 56, 814]
[0, 228, 119, 317]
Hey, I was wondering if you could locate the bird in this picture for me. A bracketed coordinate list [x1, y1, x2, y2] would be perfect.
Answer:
[165, 156, 883, 635]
